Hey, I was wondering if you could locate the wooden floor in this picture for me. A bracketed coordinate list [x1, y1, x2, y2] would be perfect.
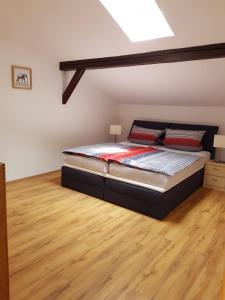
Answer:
[7, 171, 225, 300]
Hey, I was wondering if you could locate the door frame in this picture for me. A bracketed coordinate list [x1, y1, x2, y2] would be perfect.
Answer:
[0, 163, 9, 300]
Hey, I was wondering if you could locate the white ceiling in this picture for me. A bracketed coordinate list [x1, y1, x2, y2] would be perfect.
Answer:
[1, 0, 225, 106]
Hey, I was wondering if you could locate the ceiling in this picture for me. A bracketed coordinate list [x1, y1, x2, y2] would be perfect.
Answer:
[1, 0, 225, 106]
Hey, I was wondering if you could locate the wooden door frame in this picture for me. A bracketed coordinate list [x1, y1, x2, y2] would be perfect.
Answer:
[222, 272, 225, 300]
[0, 163, 9, 300]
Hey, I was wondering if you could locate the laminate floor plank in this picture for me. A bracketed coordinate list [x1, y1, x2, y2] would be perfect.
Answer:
[7, 171, 225, 300]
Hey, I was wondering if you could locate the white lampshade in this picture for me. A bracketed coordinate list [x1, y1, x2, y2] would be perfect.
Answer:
[214, 135, 225, 148]
[110, 125, 122, 136]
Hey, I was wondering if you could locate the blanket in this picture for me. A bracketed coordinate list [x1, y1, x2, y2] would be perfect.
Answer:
[63, 143, 200, 176]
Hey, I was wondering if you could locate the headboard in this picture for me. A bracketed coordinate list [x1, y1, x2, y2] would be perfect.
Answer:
[130, 120, 219, 158]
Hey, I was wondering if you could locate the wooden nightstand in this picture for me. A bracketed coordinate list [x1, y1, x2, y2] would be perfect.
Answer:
[203, 160, 225, 192]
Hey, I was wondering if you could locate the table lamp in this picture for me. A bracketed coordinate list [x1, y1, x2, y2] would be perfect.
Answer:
[110, 125, 122, 143]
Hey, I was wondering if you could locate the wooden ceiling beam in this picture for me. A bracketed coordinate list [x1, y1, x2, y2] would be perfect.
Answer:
[60, 43, 225, 71]
[60, 43, 225, 103]
[62, 69, 85, 104]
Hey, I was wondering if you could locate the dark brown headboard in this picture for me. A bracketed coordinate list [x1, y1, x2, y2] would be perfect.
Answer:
[131, 120, 219, 158]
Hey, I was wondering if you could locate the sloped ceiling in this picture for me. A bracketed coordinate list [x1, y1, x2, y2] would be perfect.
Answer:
[1, 0, 225, 106]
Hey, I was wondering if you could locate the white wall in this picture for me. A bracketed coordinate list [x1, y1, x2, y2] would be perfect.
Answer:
[117, 104, 225, 160]
[0, 37, 116, 181]
[1, 35, 225, 181]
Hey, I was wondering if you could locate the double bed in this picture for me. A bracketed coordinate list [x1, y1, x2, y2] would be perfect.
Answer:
[61, 120, 218, 219]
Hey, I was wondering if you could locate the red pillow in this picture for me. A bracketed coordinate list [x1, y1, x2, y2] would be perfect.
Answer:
[163, 129, 206, 152]
[128, 125, 163, 145]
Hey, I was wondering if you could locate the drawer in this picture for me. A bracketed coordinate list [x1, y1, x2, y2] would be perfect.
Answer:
[205, 164, 225, 177]
[204, 175, 225, 189]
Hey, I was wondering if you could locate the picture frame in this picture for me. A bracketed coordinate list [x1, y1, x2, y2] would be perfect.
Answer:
[11, 65, 32, 90]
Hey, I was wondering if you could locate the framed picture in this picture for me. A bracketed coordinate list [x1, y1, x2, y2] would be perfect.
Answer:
[11, 65, 32, 90]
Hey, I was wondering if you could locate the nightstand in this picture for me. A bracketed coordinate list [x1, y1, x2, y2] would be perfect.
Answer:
[203, 160, 225, 192]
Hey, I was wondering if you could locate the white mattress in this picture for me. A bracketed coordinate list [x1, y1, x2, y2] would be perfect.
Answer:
[63, 153, 108, 174]
[63, 141, 210, 193]
[108, 142, 210, 192]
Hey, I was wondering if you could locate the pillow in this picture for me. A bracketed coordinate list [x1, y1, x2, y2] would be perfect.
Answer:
[163, 129, 206, 152]
[128, 125, 164, 145]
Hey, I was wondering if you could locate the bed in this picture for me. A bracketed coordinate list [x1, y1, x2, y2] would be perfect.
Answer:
[61, 120, 218, 219]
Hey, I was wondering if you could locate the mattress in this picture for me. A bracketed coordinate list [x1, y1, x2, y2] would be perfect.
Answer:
[63, 153, 108, 175]
[107, 144, 210, 192]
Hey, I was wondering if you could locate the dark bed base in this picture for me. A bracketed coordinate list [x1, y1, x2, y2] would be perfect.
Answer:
[61, 166, 105, 199]
[61, 166, 204, 220]
[104, 169, 204, 219]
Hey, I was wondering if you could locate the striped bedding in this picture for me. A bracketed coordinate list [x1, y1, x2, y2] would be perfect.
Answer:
[163, 129, 206, 152]
[63, 143, 200, 176]
[128, 125, 163, 145]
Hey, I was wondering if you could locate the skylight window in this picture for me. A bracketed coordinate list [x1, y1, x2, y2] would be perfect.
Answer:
[99, 0, 174, 42]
